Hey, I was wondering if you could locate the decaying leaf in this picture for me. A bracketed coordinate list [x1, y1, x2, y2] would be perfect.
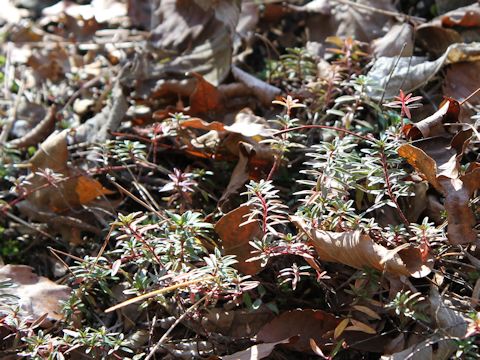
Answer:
[224, 108, 276, 138]
[23, 131, 113, 213]
[150, 0, 241, 85]
[416, 3, 480, 56]
[293, 217, 433, 278]
[398, 130, 480, 244]
[367, 42, 480, 100]
[382, 287, 468, 360]
[303, 0, 396, 56]
[443, 61, 480, 105]
[231, 65, 281, 105]
[255, 309, 340, 353]
[215, 205, 263, 275]
[222, 338, 291, 360]
[188, 72, 223, 116]
[440, 2, 480, 27]
[181, 108, 274, 138]
[0, 265, 71, 326]
[9, 104, 57, 149]
[202, 306, 274, 339]
[403, 98, 460, 140]
[372, 23, 414, 58]
[219, 138, 275, 212]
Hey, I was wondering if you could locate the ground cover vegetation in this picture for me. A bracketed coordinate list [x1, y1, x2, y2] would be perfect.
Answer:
[0, 0, 480, 359]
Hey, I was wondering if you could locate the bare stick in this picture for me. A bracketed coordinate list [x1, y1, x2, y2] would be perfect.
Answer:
[105, 277, 212, 313]
[145, 295, 208, 360]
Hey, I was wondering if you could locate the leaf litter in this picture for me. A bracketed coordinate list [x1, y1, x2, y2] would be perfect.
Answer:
[0, 0, 479, 359]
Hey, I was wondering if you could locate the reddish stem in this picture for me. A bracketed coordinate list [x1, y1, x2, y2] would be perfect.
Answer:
[255, 190, 268, 235]
[379, 150, 410, 227]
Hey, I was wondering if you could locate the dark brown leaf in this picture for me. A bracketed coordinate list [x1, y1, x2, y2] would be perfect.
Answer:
[399, 130, 479, 244]
[294, 217, 433, 278]
[255, 309, 340, 353]
[215, 205, 263, 275]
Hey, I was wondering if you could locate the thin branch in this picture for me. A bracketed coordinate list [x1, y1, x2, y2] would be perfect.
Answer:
[145, 295, 208, 360]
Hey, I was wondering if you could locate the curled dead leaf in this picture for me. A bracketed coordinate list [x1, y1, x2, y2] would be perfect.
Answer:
[368, 42, 480, 100]
[150, 0, 241, 85]
[398, 130, 480, 244]
[219, 136, 275, 211]
[403, 98, 460, 140]
[293, 217, 433, 278]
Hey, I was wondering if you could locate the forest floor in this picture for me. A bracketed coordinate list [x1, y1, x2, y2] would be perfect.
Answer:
[1, 0, 480, 359]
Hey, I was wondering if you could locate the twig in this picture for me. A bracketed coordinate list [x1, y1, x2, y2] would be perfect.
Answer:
[105, 277, 212, 313]
[378, 42, 407, 105]
[145, 295, 208, 360]
[459, 85, 480, 105]
[108, 179, 167, 221]
[4, 211, 54, 240]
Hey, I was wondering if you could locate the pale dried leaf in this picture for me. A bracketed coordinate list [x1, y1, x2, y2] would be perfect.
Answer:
[372, 23, 414, 58]
[231, 65, 281, 105]
[293, 218, 432, 277]
[368, 42, 480, 100]
[352, 305, 382, 320]
[0, 265, 71, 325]
[222, 338, 291, 360]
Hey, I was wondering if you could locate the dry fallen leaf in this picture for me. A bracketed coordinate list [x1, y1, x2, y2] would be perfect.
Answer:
[372, 23, 414, 58]
[231, 65, 281, 105]
[293, 217, 433, 278]
[0, 265, 71, 326]
[403, 97, 460, 140]
[202, 306, 274, 339]
[219, 137, 275, 212]
[398, 130, 480, 244]
[441, 2, 480, 27]
[150, 0, 241, 85]
[382, 287, 468, 360]
[188, 72, 223, 116]
[24, 131, 113, 213]
[443, 61, 480, 105]
[415, 3, 480, 56]
[255, 309, 340, 353]
[224, 108, 276, 138]
[368, 42, 480, 100]
[303, 0, 396, 56]
[222, 338, 291, 360]
[215, 205, 263, 275]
